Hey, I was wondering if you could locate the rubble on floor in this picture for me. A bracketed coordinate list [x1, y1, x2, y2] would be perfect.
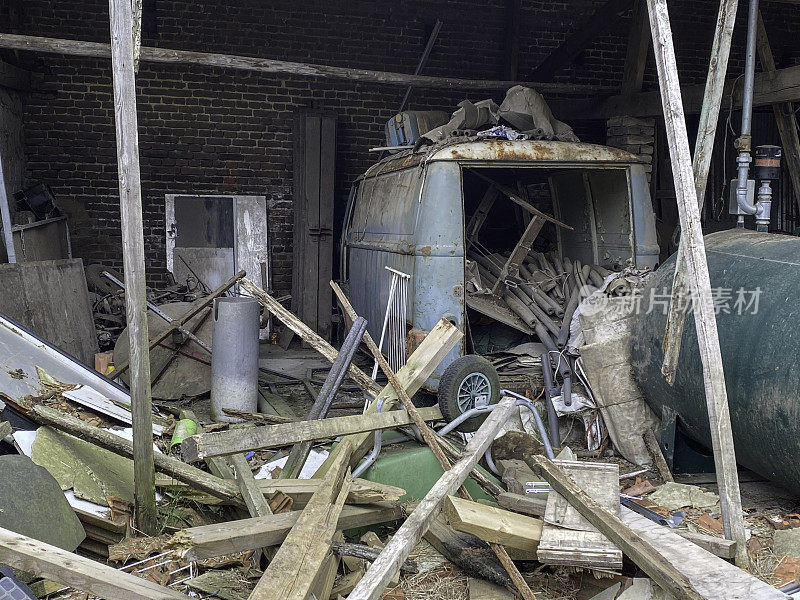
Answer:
[0, 275, 797, 600]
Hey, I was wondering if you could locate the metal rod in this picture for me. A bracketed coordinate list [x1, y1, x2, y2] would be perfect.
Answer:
[736, 0, 760, 217]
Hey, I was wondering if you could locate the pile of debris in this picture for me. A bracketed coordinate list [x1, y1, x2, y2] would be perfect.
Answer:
[0, 272, 797, 600]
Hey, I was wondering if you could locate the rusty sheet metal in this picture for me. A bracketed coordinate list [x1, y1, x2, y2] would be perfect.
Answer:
[433, 140, 640, 164]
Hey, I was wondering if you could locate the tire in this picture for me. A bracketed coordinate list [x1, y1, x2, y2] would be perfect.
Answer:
[437, 355, 500, 433]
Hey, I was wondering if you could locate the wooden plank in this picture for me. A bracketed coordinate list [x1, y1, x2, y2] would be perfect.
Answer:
[530, 455, 704, 600]
[646, 0, 748, 568]
[109, 0, 156, 536]
[643, 428, 674, 483]
[240, 277, 381, 396]
[465, 186, 499, 251]
[677, 530, 737, 559]
[169, 502, 402, 562]
[757, 12, 800, 215]
[0, 33, 613, 94]
[661, 0, 739, 385]
[443, 495, 542, 553]
[258, 478, 405, 506]
[249, 440, 352, 600]
[621, 507, 788, 599]
[0, 526, 189, 600]
[318, 114, 336, 341]
[313, 317, 462, 475]
[346, 396, 518, 600]
[497, 492, 547, 517]
[621, 0, 649, 93]
[531, 0, 633, 81]
[490, 215, 545, 294]
[470, 171, 574, 230]
[182, 405, 443, 461]
[31, 405, 243, 504]
[229, 453, 273, 519]
[537, 461, 622, 570]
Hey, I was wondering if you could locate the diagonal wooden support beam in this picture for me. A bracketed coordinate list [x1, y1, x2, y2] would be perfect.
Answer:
[645, 0, 748, 568]
[490, 215, 545, 294]
[660, 0, 739, 385]
[757, 12, 800, 215]
[531, 0, 634, 81]
[621, 0, 650, 93]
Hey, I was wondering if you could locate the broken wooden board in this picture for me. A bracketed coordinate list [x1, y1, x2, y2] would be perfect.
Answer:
[466, 294, 534, 335]
[497, 492, 547, 518]
[0, 526, 189, 600]
[538, 460, 622, 570]
[443, 495, 542, 553]
[249, 439, 352, 600]
[258, 478, 405, 506]
[182, 405, 443, 461]
[621, 507, 788, 599]
[167, 502, 403, 561]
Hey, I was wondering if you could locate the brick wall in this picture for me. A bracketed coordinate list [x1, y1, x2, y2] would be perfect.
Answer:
[5, 0, 800, 292]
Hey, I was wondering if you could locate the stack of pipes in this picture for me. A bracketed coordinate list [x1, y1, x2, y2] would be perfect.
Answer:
[466, 249, 614, 351]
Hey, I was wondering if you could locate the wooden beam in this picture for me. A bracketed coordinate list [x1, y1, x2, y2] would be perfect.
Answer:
[229, 453, 273, 518]
[661, 0, 739, 386]
[561, 62, 800, 119]
[443, 496, 543, 553]
[531, 0, 634, 81]
[490, 215, 544, 294]
[183, 405, 443, 461]
[621, 0, 650, 93]
[257, 478, 405, 506]
[530, 456, 704, 600]
[168, 502, 402, 562]
[0, 526, 189, 600]
[240, 278, 381, 397]
[0, 33, 614, 94]
[108, 0, 155, 536]
[645, 0, 748, 567]
[31, 405, 243, 504]
[757, 11, 800, 215]
[249, 440, 353, 600]
[497, 492, 547, 517]
[313, 317, 462, 475]
[620, 506, 788, 598]
[346, 396, 518, 600]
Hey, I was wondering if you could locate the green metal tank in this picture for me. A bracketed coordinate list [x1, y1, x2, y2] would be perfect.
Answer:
[631, 229, 800, 490]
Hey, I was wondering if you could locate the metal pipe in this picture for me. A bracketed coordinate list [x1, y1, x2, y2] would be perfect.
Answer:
[353, 397, 386, 478]
[501, 389, 556, 460]
[736, 0, 761, 217]
[540, 352, 561, 448]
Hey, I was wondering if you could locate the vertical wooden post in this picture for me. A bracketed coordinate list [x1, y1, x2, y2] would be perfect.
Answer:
[621, 0, 650, 94]
[756, 12, 800, 216]
[108, 0, 157, 535]
[660, 0, 739, 384]
[645, 0, 748, 568]
[0, 150, 16, 263]
[132, 0, 143, 71]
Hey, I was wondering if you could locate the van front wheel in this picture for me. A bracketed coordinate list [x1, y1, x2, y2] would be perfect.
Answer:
[437, 355, 500, 433]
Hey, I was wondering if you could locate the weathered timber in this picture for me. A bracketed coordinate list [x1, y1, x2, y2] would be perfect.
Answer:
[167, 502, 403, 561]
[531, 456, 703, 600]
[621, 0, 649, 93]
[240, 278, 380, 396]
[182, 405, 443, 461]
[314, 317, 462, 475]
[646, 0, 748, 567]
[443, 495, 543, 553]
[229, 453, 272, 517]
[0, 33, 613, 93]
[109, 0, 156, 536]
[0, 526, 189, 600]
[31, 406, 242, 504]
[643, 428, 674, 483]
[249, 440, 353, 600]
[497, 492, 547, 518]
[347, 396, 518, 600]
[258, 478, 405, 506]
[330, 542, 418, 573]
[661, 0, 739, 385]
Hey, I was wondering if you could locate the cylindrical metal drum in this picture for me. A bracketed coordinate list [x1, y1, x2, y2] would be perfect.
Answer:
[631, 229, 800, 489]
[210, 297, 260, 422]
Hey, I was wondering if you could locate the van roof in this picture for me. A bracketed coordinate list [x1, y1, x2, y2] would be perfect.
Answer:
[358, 139, 642, 180]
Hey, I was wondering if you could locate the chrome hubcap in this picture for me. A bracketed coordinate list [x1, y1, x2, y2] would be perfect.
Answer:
[456, 372, 491, 413]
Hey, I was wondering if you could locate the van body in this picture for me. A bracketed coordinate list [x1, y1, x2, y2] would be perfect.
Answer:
[341, 139, 659, 392]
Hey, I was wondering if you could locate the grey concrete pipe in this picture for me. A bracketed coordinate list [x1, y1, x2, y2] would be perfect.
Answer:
[210, 297, 261, 422]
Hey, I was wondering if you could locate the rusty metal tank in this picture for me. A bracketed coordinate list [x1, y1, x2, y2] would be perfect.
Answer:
[630, 229, 800, 489]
